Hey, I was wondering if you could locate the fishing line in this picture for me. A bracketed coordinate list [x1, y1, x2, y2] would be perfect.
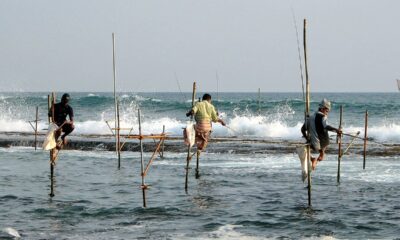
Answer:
[216, 70, 219, 111]
[224, 125, 240, 135]
[291, 8, 305, 104]
[174, 72, 188, 105]
[334, 132, 390, 147]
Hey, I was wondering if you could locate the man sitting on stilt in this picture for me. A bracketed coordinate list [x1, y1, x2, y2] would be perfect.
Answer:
[186, 93, 225, 152]
[49, 93, 75, 149]
[301, 99, 341, 170]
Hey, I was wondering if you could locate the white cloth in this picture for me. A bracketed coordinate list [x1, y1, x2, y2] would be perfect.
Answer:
[42, 123, 58, 150]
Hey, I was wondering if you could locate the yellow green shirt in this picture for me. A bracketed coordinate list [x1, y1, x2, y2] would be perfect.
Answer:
[192, 101, 219, 123]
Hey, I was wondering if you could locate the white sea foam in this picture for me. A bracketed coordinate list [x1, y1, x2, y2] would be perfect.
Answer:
[2, 227, 21, 238]
[174, 224, 269, 240]
[0, 115, 399, 143]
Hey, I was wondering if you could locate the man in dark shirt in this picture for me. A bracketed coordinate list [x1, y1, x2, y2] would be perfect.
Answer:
[301, 99, 341, 170]
[49, 93, 74, 146]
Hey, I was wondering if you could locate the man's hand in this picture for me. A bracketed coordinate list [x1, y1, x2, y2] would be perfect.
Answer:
[186, 110, 193, 117]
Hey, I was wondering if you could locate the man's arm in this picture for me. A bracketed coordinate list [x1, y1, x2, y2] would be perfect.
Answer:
[68, 107, 74, 124]
[326, 125, 340, 133]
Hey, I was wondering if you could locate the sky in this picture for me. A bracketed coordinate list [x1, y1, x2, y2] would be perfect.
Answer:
[0, 0, 399, 92]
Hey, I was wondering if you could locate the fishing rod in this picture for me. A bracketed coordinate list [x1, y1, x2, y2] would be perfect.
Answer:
[291, 8, 305, 108]
[224, 125, 240, 135]
[334, 132, 389, 146]
[216, 70, 219, 110]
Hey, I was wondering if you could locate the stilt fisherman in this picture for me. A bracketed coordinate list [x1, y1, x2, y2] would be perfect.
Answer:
[186, 93, 225, 152]
[49, 93, 75, 148]
[301, 98, 341, 170]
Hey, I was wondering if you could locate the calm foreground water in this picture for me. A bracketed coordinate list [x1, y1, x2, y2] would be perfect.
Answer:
[1, 147, 399, 239]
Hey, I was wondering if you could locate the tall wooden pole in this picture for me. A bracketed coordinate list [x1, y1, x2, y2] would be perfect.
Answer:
[303, 19, 312, 206]
[161, 125, 165, 158]
[363, 110, 368, 169]
[337, 105, 343, 184]
[185, 82, 196, 192]
[34, 106, 38, 151]
[117, 100, 121, 168]
[49, 92, 56, 197]
[195, 150, 200, 179]
[138, 109, 146, 207]
[258, 88, 261, 115]
[112, 33, 120, 167]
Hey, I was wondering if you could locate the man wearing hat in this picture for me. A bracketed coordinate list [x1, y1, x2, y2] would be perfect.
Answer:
[301, 99, 341, 170]
[49, 93, 74, 147]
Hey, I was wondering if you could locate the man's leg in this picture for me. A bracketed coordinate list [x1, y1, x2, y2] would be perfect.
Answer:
[61, 123, 74, 144]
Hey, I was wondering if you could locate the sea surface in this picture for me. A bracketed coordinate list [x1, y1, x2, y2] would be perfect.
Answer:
[0, 92, 399, 239]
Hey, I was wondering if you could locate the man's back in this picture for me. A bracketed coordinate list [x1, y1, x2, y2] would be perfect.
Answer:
[53, 103, 73, 125]
[193, 101, 218, 123]
[308, 111, 330, 151]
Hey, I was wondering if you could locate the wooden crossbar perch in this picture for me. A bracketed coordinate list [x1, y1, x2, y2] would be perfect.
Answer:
[129, 109, 167, 207]
[142, 138, 164, 177]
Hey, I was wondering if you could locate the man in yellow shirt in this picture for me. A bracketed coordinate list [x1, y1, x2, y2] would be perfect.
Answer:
[186, 93, 226, 150]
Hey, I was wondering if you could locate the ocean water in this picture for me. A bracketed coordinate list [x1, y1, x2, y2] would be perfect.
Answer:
[1, 147, 399, 239]
[0, 92, 399, 142]
[0, 92, 399, 239]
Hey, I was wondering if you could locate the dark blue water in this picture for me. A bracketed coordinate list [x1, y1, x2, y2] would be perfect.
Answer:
[1, 147, 399, 239]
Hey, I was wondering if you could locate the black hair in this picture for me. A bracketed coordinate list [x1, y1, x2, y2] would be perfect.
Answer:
[202, 93, 212, 101]
[61, 93, 70, 101]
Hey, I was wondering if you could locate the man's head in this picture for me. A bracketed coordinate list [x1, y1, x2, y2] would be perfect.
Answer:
[202, 93, 212, 102]
[61, 93, 70, 105]
[318, 98, 331, 114]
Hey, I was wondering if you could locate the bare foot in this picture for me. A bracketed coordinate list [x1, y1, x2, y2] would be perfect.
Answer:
[311, 157, 317, 170]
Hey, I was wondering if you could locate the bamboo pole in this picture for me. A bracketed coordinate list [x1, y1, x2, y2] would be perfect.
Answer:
[185, 82, 196, 192]
[112, 33, 120, 168]
[138, 109, 146, 207]
[363, 110, 368, 169]
[117, 100, 121, 169]
[34, 106, 38, 151]
[49, 92, 56, 197]
[195, 150, 200, 179]
[303, 19, 312, 206]
[258, 88, 261, 115]
[337, 105, 343, 184]
[161, 125, 165, 158]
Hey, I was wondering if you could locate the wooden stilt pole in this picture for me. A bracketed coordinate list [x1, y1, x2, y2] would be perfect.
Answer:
[363, 110, 368, 169]
[117, 100, 121, 169]
[258, 88, 261, 115]
[49, 92, 56, 197]
[138, 109, 146, 207]
[185, 82, 196, 192]
[112, 32, 120, 168]
[161, 125, 165, 158]
[195, 150, 200, 179]
[337, 105, 343, 184]
[303, 19, 312, 206]
[34, 106, 38, 151]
